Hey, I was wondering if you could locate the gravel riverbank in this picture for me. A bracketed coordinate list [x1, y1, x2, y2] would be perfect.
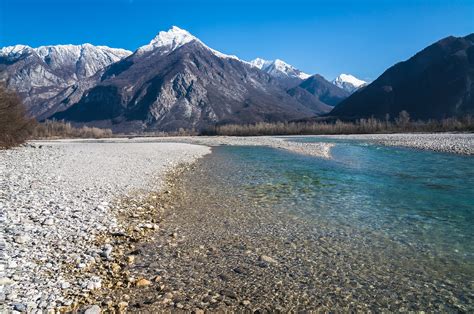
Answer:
[114, 136, 335, 159]
[314, 133, 474, 155]
[111, 133, 473, 156]
[0, 141, 209, 313]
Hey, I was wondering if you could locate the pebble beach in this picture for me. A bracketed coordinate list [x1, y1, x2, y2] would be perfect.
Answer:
[0, 141, 210, 312]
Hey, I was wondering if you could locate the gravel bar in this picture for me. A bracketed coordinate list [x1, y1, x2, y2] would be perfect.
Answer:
[314, 133, 474, 155]
[0, 140, 210, 313]
[112, 136, 335, 159]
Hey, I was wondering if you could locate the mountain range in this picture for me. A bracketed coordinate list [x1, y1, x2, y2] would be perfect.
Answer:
[1, 26, 360, 131]
[0, 44, 131, 120]
[1, 26, 472, 131]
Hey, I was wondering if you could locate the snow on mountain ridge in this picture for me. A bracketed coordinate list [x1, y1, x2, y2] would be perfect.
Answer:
[249, 57, 268, 70]
[334, 73, 366, 87]
[250, 58, 310, 80]
[137, 26, 242, 62]
[0, 44, 33, 56]
[1, 44, 132, 79]
[0, 43, 132, 119]
[332, 73, 367, 93]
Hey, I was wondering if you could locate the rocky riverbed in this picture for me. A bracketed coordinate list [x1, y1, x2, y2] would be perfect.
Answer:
[1, 134, 472, 312]
[0, 141, 210, 313]
[87, 144, 474, 312]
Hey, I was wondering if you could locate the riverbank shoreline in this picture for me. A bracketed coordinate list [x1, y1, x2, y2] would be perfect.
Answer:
[61, 132, 472, 155]
[0, 141, 210, 313]
[310, 133, 474, 155]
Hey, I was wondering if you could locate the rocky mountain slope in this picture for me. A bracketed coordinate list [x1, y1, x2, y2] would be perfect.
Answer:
[52, 27, 318, 132]
[330, 34, 474, 120]
[0, 44, 131, 119]
[332, 74, 367, 93]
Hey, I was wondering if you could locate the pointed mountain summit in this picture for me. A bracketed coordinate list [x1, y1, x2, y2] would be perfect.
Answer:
[137, 26, 240, 61]
[332, 74, 367, 93]
[138, 26, 198, 54]
[250, 58, 310, 87]
[52, 26, 317, 132]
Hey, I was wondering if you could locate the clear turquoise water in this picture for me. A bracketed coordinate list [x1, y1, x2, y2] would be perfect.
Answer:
[131, 138, 474, 310]
[219, 138, 474, 271]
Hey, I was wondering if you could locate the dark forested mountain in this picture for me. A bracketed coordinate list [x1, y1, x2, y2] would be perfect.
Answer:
[52, 27, 317, 132]
[330, 34, 474, 120]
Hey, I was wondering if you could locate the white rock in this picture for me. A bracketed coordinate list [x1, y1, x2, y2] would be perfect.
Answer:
[0, 277, 14, 286]
[86, 276, 102, 290]
[259, 255, 278, 265]
[84, 305, 101, 314]
[42, 218, 54, 226]
[14, 235, 29, 244]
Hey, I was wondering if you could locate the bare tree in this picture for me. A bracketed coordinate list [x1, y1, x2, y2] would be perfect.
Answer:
[0, 84, 35, 149]
[396, 110, 410, 128]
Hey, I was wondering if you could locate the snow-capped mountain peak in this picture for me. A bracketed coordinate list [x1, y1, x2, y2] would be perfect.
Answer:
[249, 57, 267, 70]
[137, 26, 242, 62]
[146, 26, 197, 53]
[332, 73, 367, 93]
[0, 44, 34, 57]
[250, 58, 310, 80]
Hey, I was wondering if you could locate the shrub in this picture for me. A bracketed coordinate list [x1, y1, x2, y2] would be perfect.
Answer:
[201, 113, 474, 136]
[31, 120, 113, 139]
[0, 84, 35, 149]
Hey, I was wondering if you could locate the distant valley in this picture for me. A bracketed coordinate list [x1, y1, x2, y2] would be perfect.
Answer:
[1, 27, 473, 132]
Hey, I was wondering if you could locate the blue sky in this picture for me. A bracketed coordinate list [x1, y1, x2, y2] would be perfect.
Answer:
[1, 0, 473, 80]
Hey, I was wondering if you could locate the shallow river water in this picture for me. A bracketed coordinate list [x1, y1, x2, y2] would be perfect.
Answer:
[123, 138, 474, 311]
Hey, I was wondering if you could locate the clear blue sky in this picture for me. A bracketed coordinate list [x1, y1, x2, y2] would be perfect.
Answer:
[1, 0, 473, 80]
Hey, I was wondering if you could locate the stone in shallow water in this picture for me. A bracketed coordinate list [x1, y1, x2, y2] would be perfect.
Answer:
[136, 278, 151, 287]
[127, 255, 135, 264]
[259, 255, 278, 265]
[84, 305, 101, 314]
